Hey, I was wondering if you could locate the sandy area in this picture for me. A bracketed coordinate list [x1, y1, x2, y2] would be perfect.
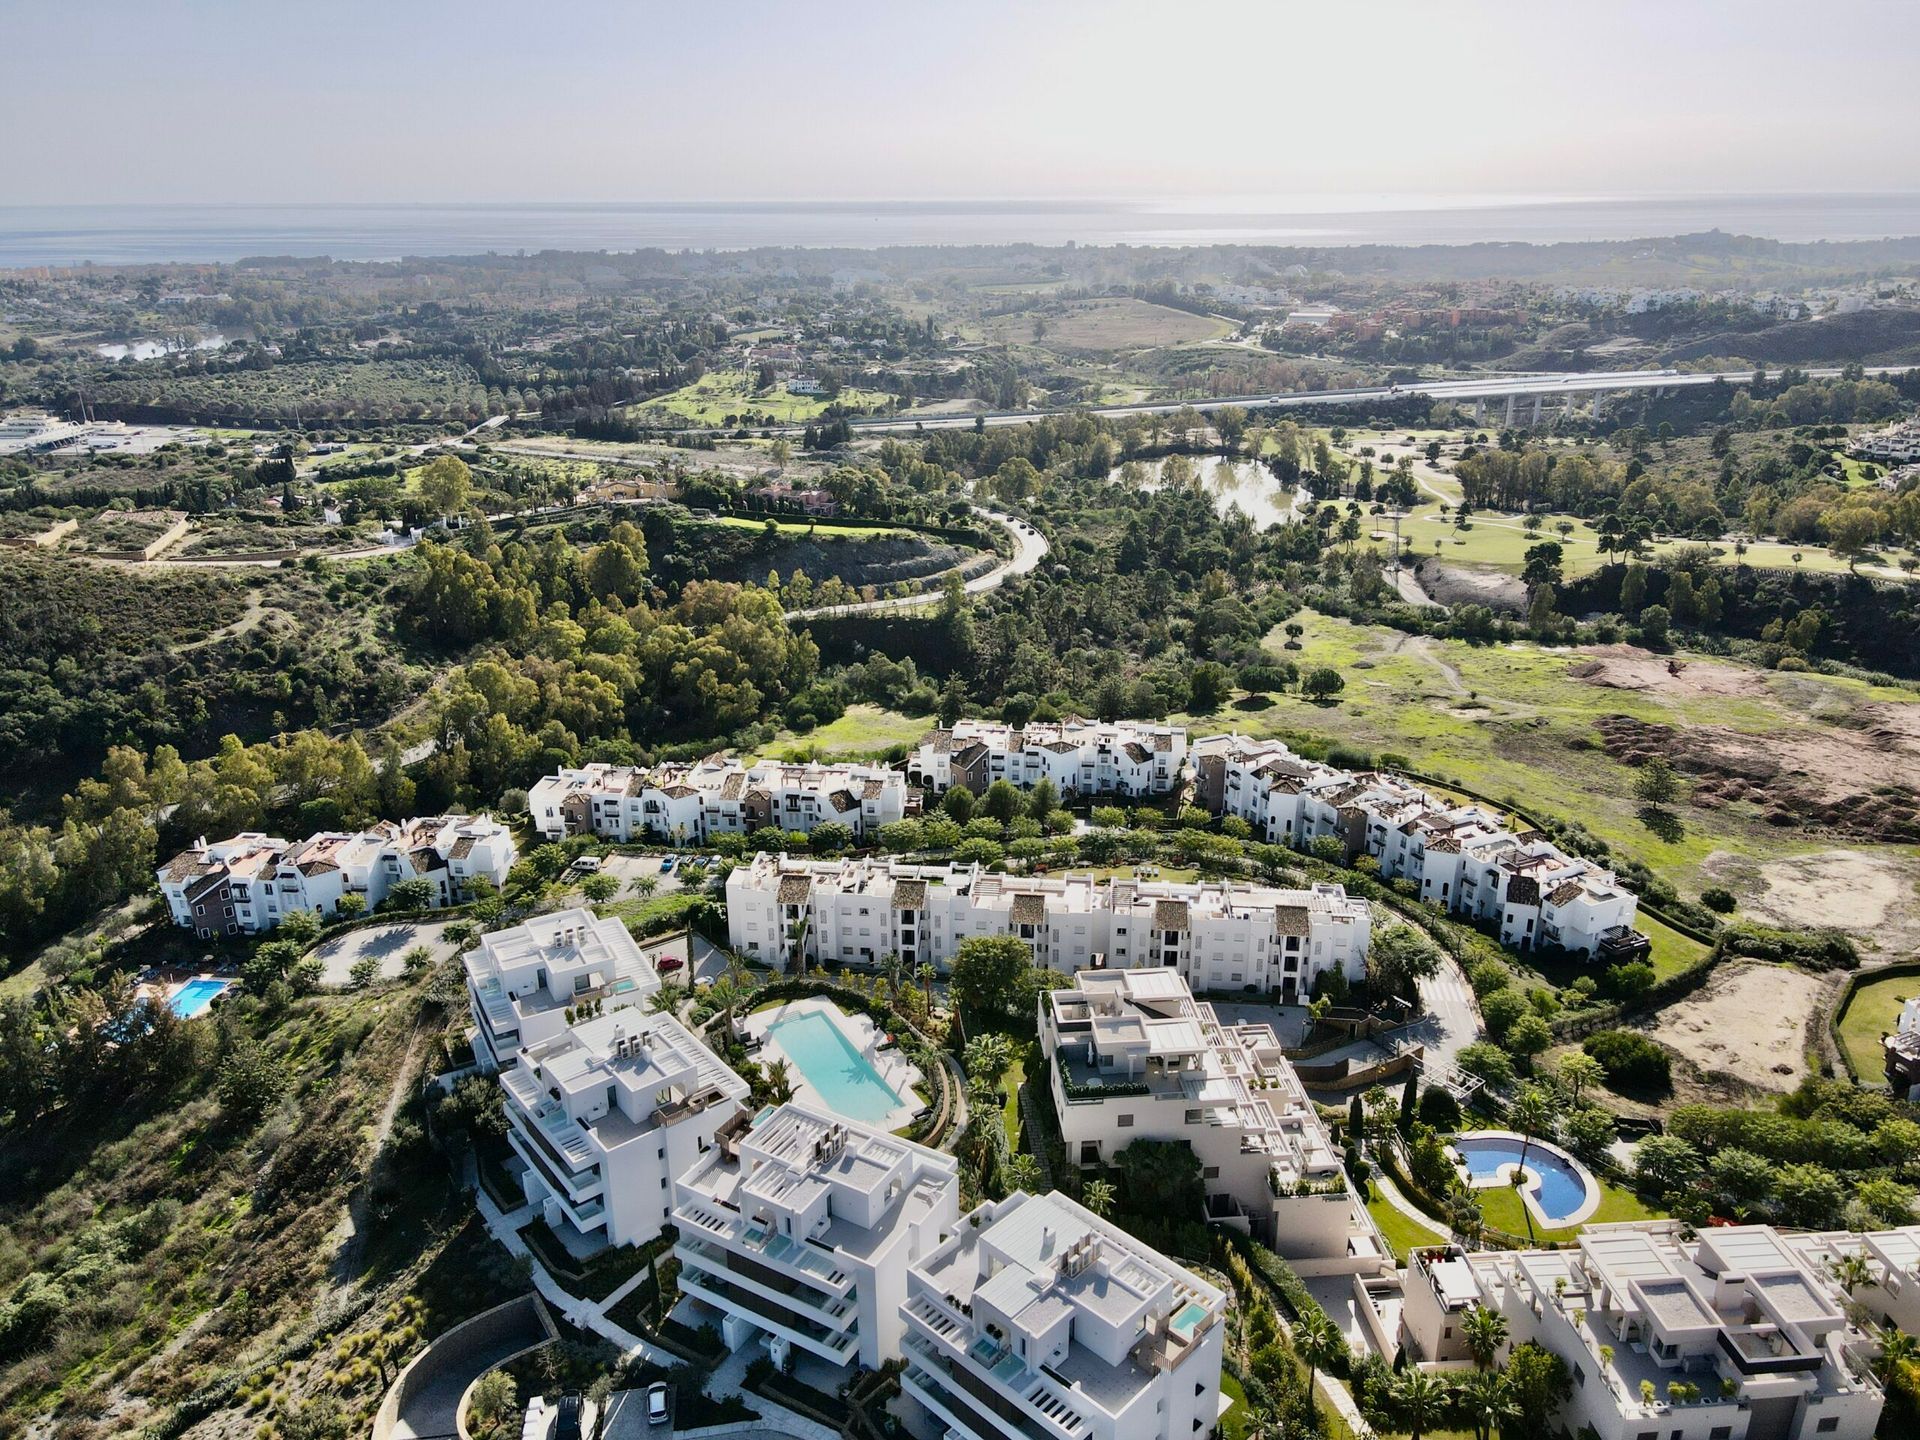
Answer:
[1639, 962, 1826, 1092]
[1408, 560, 1527, 613]
[1702, 849, 1920, 957]
[1571, 646, 1778, 701]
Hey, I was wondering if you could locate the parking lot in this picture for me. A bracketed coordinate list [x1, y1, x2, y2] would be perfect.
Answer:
[313, 917, 463, 986]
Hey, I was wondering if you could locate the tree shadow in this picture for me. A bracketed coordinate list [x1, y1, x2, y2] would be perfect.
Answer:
[1232, 694, 1275, 713]
[1637, 805, 1684, 844]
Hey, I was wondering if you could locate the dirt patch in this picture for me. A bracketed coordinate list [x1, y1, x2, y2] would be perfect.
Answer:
[1640, 962, 1828, 1093]
[1592, 712, 1920, 845]
[1408, 559, 1526, 613]
[1569, 645, 1781, 701]
[1703, 848, 1920, 956]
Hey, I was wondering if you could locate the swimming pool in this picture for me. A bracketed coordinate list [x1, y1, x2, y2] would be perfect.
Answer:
[1454, 1133, 1597, 1226]
[169, 977, 231, 1019]
[765, 1009, 908, 1126]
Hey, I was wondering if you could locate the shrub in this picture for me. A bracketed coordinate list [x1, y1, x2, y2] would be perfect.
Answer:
[1700, 887, 1737, 914]
[1584, 1030, 1671, 1093]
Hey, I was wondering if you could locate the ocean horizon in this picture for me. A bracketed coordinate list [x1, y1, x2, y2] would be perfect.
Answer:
[3, 193, 1919, 268]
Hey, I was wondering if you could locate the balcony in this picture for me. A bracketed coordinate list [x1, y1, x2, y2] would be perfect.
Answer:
[900, 1332, 1091, 1440]
[676, 1255, 858, 1363]
[671, 1197, 855, 1295]
[677, 1235, 855, 1325]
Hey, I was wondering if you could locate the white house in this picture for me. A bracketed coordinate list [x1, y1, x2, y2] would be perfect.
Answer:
[1852, 421, 1920, 466]
[909, 719, 1187, 799]
[528, 758, 906, 844]
[1194, 734, 1643, 960]
[725, 853, 1371, 991]
[463, 908, 665, 1072]
[1404, 1222, 1884, 1440]
[157, 814, 516, 938]
[897, 1190, 1226, 1440]
[671, 1102, 960, 1375]
[1040, 969, 1372, 1262]
[498, 1004, 748, 1250]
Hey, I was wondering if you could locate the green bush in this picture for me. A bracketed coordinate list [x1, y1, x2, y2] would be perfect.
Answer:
[1584, 1029, 1672, 1093]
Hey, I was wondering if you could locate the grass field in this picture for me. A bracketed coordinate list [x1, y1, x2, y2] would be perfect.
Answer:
[706, 515, 911, 538]
[1835, 968, 1920, 1079]
[764, 704, 932, 761]
[1168, 608, 1920, 901]
[1475, 1173, 1661, 1246]
[638, 369, 893, 425]
[1365, 1183, 1447, 1263]
[975, 297, 1231, 352]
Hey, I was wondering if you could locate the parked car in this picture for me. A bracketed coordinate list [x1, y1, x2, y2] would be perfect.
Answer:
[570, 855, 603, 873]
[658, 856, 675, 873]
[646, 1382, 670, 1426]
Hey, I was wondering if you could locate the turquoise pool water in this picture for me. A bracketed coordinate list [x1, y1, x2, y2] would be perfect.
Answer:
[1171, 1301, 1209, 1340]
[1455, 1135, 1594, 1224]
[170, 978, 231, 1019]
[766, 1009, 908, 1125]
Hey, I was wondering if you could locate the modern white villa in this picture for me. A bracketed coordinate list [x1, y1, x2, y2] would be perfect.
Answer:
[897, 1189, 1227, 1440]
[1040, 969, 1375, 1264]
[528, 757, 907, 845]
[156, 814, 517, 939]
[1404, 1222, 1885, 1440]
[1788, 1225, 1920, 1339]
[463, 909, 665, 1073]
[726, 853, 1371, 989]
[1194, 734, 1645, 960]
[499, 1004, 749, 1250]
[908, 719, 1187, 799]
[671, 1102, 960, 1374]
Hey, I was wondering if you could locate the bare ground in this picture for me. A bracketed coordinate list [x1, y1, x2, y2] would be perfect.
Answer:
[1639, 962, 1828, 1094]
[1407, 559, 1528, 613]
[1703, 848, 1920, 957]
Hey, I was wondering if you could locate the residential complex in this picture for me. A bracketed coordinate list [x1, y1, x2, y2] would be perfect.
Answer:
[1788, 1226, 1920, 1339]
[1194, 734, 1644, 960]
[908, 719, 1187, 799]
[671, 1102, 960, 1373]
[726, 853, 1371, 989]
[156, 814, 516, 938]
[1040, 969, 1366, 1261]
[1852, 420, 1920, 466]
[898, 1189, 1226, 1440]
[1881, 994, 1920, 1100]
[1404, 1223, 1883, 1440]
[463, 909, 664, 1072]
[528, 757, 907, 844]
[498, 1002, 749, 1249]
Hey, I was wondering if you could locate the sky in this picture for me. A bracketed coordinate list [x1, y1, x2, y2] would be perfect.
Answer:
[5, 0, 1918, 207]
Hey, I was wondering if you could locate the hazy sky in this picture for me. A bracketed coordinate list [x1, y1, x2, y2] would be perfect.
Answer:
[6, 0, 1917, 206]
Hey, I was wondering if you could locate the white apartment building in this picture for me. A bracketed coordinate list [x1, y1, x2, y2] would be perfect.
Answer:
[1852, 421, 1920, 466]
[671, 1102, 960, 1374]
[898, 1190, 1226, 1440]
[157, 814, 517, 939]
[909, 719, 1187, 799]
[726, 853, 1371, 993]
[528, 757, 907, 844]
[463, 909, 665, 1073]
[1787, 1226, 1920, 1339]
[1406, 1223, 1883, 1440]
[1194, 734, 1643, 961]
[499, 1004, 748, 1250]
[1040, 969, 1367, 1263]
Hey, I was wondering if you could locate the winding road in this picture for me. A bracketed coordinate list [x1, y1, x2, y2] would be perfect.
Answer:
[781, 507, 1048, 622]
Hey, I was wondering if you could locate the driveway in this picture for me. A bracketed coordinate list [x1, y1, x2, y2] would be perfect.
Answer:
[313, 918, 463, 987]
[1397, 951, 1481, 1073]
[383, 1294, 552, 1440]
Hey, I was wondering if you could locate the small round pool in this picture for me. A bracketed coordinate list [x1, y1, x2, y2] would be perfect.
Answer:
[1453, 1131, 1599, 1228]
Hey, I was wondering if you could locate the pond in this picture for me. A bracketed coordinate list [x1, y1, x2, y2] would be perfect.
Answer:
[1109, 454, 1301, 529]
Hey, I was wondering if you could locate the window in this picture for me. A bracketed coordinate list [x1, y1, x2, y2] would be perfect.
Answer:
[1117, 1115, 1134, 1128]
[1709, 1429, 1732, 1440]
[1816, 1421, 1840, 1435]
[1203, 1166, 1220, 1179]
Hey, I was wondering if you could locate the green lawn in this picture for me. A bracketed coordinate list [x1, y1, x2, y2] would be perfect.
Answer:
[705, 515, 912, 538]
[1835, 968, 1920, 1079]
[637, 369, 894, 425]
[1218, 1371, 1251, 1440]
[1365, 1182, 1447, 1263]
[1475, 1174, 1661, 1246]
[763, 704, 931, 761]
[1002, 1049, 1026, 1149]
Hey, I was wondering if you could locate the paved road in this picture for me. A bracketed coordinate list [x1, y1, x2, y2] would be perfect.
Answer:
[783, 507, 1048, 621]
[387, 1295, 550, 1440]
[1403, 950, 1482, 1073]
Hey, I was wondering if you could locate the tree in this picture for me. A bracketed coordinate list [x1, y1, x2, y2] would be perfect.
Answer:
[1461, 1303, 1508, 1371]
[964, 1033, 1015, 1087]
[979, 779, 1023, 825]
[1302, 667, 1345, 700]
[1639, 603, 1672, 646]
[1633, 1134, 1703, 1200]
[1026, 777, 1059, 821]
[942, 785, 976, 822]
[1457, 1369, 1518, 1440]
[579, 872, 619, 903]
[1504, 1013, 1553, 1070]
[949, 935, 1037, 1020]
[1188, 661, 1233, 713]
[1114, 1138, 1205, 1219]
[349, 954, 382, 990]
[1366, 925, 1440, 1002]
[1635, 756, 1679, 806]
[1503, 1342, 1571, 1437]
[1775, 1162, 1847, 1229]
[385, 876, 434, 911]
[763, 1057, 795, 1106]
[335, 893, 367, 921]
[1293, 1311, 1344, 1408]
[1555, 1050, 1606, 1106]
[217, 1036, 287, 1123]
[1081, 1179, 1116, 1218]
[1707, 1147, 1775, 1217]
[1521, 540, 1564, 590]
[808, 822, 853, 855]
[416, 454, 474, 522]
[1391, 1366, 1451, 1440]
[466, 1371, 519, 1440]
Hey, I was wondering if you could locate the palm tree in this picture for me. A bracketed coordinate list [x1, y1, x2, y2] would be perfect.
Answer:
[1461, 1303, 1508, 1371]
[764, 1057, 795, 1106]
[786, 916, 810, 977]
[1875, 1324, 1919, 1384]
[882, 951, 904, 1006]
[1508, 1085, 1554, 1170]
[1392, 1367, 1452, 1440]
[1082, 1179, 1117, 1218]
[633, 874, 658, 899]
[917, 961, 936, 1008]
[1293, 1312, 1344, 1412]
[1457, 1369, 1518, 1440]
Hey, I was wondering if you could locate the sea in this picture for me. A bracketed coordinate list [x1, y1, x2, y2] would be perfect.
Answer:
[3, 194, 1919, 269]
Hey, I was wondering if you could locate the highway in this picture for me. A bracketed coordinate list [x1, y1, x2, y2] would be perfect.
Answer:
[754, 363, 1913, 436]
